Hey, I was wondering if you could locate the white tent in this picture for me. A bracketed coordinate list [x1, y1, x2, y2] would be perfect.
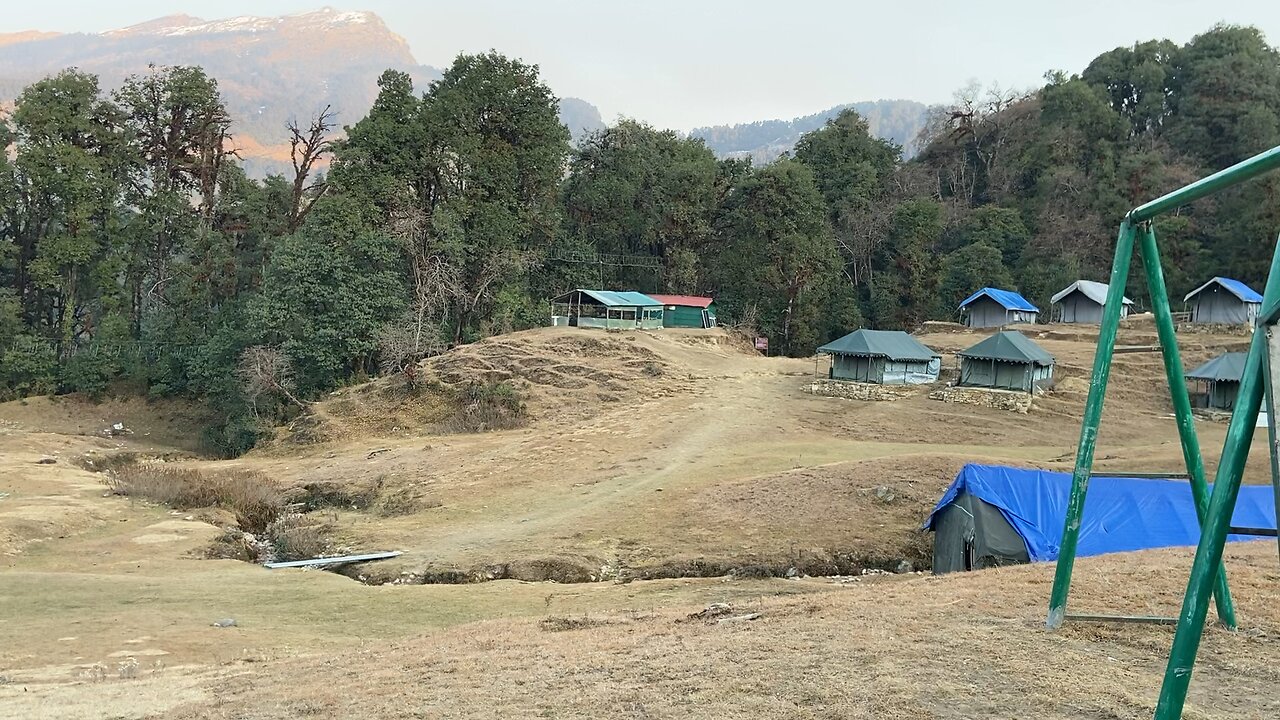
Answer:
[1050, 280, 1133, 323]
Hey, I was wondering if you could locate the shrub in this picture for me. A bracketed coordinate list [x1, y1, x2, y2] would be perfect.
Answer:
[445, 380, 527, 433]
[0, 336, 57, 400]
[58, 350, 114, 398]
[265, 513, 331, 562]
[103, 463, 283, 533]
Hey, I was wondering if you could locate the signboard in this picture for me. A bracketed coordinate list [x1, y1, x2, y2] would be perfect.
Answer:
[754, 336, 769, 352]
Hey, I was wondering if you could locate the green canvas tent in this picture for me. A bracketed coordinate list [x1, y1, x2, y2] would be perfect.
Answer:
[1185, 352, 1246, 410]
[958, 331, 1054, 393]
[816, 329, 941, 385]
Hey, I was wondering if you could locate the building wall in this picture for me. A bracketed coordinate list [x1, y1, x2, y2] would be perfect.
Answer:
[662, 304, 716, 328]
[551, 306, 664, 330]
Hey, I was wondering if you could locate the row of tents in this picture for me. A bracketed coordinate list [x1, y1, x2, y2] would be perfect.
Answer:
[549, 276, 1264, 336]
[818, 327, 1245, 409]
[817, 329, 1055, 393]
[961, 276, 1263, 327]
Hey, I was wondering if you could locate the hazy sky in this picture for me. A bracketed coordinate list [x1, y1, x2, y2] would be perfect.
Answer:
[6, 1, 1280, 129]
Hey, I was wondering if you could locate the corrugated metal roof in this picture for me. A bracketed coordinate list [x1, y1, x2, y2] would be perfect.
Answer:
[958, 330, 1054, 365]
[647, 294, 714, 308]
[958, 287, 1040, 312]
[816, 329, 940, 361]
[1186, 352, 1247, 382]
[1183, 277, 1263, 304]
[554, 289, 662, 307]
[1050, 280, 1134, 306]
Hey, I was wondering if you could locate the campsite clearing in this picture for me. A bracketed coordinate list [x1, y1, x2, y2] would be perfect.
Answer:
[1, 322, 1277, 719]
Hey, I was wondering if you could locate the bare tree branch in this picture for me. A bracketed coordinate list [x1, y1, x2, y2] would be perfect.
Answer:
[237, 346, 309, 412]
[287, 105, 336, 232]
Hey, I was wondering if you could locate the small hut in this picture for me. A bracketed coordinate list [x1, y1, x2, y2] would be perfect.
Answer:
[957, 331, 1054, 393]
[550, 289, 664, 330]
[1183, 277, 1262, 325]
[816, 329, 940, 385]
[958, 288, 1039, 328]
[647, 294, 717, 328]
[1186, 352, 1246, 410]
[1050, 280, 1133, 323]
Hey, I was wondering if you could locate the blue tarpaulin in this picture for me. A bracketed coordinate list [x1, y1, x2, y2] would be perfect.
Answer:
[924, 464, 1278, 562]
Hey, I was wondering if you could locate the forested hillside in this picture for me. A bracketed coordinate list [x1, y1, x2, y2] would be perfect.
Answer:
[691, 99, 929, 162]
[2, 24, 1278, 455]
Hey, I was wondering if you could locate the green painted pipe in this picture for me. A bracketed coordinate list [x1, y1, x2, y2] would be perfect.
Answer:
[1137, 223, 1236, 629]
[1153, 233, 1280, 719]
[1047, 219, 1136, 629]
[1131, 146, 1280, 223]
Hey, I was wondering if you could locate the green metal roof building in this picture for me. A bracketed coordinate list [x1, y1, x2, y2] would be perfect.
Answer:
[550, 289, 664, 330]
[1185, 352, 1246, 410]
[958, 331, 1055, 393]
[816, 329, 941, 385]
[647, 294, 718, 329]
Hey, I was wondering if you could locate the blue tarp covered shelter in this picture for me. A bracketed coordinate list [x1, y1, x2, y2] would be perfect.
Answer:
[958, 287, 1040, 328]
[924, 463, 1277, 573]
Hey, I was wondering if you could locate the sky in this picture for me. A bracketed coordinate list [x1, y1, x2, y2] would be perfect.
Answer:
[5, 0, 1280, 130]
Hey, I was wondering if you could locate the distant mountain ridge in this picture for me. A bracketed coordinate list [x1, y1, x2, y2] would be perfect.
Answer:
[0, 8, 919, 174]
[691, 100, 931, 163]
[0, 7, 603, 176]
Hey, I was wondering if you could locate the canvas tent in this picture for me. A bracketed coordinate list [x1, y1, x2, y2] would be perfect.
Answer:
[550, 289, 664, 330]
[1183, 277, 1262, 324]
[925, 464, 1278, 574]
[958, 287, 1039, 328]
[1050, 280, 1134, 323]
[647, 294, 717, 328]
[816, 329, 940, 385]
[957, 331, 1054, 392]
[1186, 352, 1247, 410]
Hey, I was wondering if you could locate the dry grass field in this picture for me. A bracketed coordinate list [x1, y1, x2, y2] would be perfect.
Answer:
[1, 321, 1277, 719]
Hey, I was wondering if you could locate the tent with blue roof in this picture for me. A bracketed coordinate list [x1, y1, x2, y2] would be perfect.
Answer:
[958, 287, 1040, 328]
[924, 464, 1278, 574]
[1184, 276, 1262, 325]
[550, 289, 664, 330]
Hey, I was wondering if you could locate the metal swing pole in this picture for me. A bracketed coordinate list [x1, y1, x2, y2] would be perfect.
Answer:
[1153, 233, 1280, 719]
[1138, 222, 1236, 628]
[1046, 219, 1136, 628]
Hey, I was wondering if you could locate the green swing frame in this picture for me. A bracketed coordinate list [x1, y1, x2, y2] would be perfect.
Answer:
[1043, 144, 1280, 719]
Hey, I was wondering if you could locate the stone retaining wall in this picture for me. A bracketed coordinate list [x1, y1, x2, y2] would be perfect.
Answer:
[1175, 322, 1253, 336]
[928, 385, 1033, 413]
[806, 379, 918, 401]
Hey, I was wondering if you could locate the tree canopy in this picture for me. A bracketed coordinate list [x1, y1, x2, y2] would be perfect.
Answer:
[4, 25, 1280, 455]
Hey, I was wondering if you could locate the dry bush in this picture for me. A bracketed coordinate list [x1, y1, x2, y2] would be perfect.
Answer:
[104, 463, 283, 534]
[73, 451, 142, 474]
[265, 513, 332, 562]
[292, 479, 382, 511]
[373, 486, 441, 517]
[204, 528, 260, 562]
[538, 616, 613, 632]
[443, 380, 527, 433]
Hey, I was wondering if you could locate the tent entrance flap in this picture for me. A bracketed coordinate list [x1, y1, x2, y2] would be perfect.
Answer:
[930, 491, 1030, 574]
